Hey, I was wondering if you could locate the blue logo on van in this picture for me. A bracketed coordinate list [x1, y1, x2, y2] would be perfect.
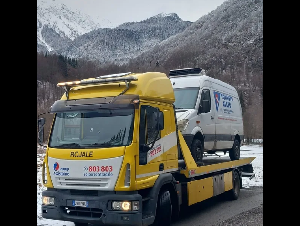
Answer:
[214, 91, 234, 114]
[214, 91, 221, 111]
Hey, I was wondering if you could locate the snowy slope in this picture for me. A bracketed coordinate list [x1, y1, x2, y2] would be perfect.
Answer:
[37, 0, 102, 52]
[58, 13, 191, 65]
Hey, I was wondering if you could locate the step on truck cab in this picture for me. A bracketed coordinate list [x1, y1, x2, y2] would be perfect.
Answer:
[169, 68, 244, 164]
[38, 71, 255, 226]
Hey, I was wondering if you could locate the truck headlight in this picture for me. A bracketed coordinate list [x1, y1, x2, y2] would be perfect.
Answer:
[177, 119, 189, 131]
[42, 196, 54, 205]
[112, 201, 139, 211]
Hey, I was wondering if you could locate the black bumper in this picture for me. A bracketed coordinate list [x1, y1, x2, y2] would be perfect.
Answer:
[41, 189, 147, 225]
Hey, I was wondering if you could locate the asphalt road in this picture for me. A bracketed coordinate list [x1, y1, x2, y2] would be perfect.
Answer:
[171, 186, 263, 226]
[37, 186, 262, 226]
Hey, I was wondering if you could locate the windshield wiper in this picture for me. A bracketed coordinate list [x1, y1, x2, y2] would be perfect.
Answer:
[55, 143, 84, 148]
[87, 143, 112, 147]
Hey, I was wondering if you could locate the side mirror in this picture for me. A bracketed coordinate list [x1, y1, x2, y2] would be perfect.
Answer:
[202, 100, 210, 113]
[198, 100, 209, 114]
[157, 111, 164, 130]
[139, 144, 150, 165]
[198, 104, 202, 114]
[37, 118, 45, 144]
[140, 144, 150, 153]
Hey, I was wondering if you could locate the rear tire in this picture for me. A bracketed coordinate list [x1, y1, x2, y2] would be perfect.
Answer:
[229, 139, 240, 160]
[190, 139, 204, 165]
[152, 190, 172, 226]
[227, 170, 240, 200]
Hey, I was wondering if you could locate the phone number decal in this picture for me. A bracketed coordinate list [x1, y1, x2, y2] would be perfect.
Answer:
[83, 166, 113, 172]
[83, 166, 113, 176]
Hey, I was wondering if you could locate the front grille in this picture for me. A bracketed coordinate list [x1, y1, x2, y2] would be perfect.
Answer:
[70, 189, 98, 196]
[56, 177, 109, 189]
[62, 206, 103, 218]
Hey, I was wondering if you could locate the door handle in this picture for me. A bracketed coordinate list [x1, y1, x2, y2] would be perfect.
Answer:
[211, 116, 214, 119]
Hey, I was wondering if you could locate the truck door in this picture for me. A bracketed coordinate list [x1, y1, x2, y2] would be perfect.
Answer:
[136, 105, 166, 179]
[196, 88, 216, 150]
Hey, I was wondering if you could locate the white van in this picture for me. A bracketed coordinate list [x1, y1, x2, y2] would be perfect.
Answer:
[169, 68, 244, 164]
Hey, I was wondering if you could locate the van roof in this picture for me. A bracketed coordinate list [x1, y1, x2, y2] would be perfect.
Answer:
[58, 72, 175, 104]
[170, 74, 237, 92]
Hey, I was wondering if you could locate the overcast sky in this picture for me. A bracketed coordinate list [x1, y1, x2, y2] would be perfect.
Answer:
[53, 0, 227, 28]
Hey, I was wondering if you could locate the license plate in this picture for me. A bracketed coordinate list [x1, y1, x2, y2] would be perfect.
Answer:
[72, 200, 88, 207]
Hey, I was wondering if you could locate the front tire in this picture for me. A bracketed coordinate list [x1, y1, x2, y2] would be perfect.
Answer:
[190, 139, 204, 165]
[152, 190, 172, 226]
[229, 139, 240, 160]
[227, 170, 240, 200]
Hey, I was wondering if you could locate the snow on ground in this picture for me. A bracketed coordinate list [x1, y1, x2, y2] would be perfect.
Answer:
[240, 144, 263, 188]
[37, 153, 74, 226]
[37, 144, 263, 226]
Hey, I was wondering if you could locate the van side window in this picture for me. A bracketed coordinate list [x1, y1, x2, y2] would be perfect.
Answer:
[139, 105, 161, 145]
[199, 89, 211, 114]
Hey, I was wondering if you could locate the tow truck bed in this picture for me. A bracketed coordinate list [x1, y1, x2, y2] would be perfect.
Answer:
[178, 131, 255, 178]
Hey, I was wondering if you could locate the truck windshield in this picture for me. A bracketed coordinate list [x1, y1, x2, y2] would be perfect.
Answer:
[174, 87, 199, 109]
[48, 108, 134, 148]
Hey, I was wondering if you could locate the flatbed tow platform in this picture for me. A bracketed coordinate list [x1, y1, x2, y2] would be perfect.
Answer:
[177, 130, 255, 179]
[173, 131, 255, 207]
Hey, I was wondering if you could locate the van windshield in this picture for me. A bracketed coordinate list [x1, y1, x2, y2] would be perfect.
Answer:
[48, 109, 134, 148]
[174, 87, 200, 109]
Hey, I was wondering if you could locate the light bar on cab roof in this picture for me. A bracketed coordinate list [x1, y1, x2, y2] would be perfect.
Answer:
[57, 81, 81, 87]
[57, 76, 138, 87]
[57, 76, 138, 100]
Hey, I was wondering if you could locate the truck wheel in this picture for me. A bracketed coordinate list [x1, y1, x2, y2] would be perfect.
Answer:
[229, 139, 240, 160]
[153, 190, 172, 226]
[227, 170, 240, 200]
[191, 139, 204, 165]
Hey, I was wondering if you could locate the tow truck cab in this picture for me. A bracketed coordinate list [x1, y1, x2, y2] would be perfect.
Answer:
[39, 72, 180, 225]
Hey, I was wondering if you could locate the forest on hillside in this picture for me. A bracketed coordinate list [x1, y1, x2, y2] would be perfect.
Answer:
[37, 51, 263, 143]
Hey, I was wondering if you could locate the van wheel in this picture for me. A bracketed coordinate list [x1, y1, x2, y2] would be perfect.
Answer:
[229, 139, 240, 160]
[227, 170, 240, 200]
[191, 139, 204, 165]
[152, 190, 172, 226]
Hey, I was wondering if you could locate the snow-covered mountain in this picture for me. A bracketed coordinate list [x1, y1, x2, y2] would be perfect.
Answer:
[58, 13, 192, 65]
[37, 0, 102, 53]
[128, 0, 263, 73]
[37, 0, 192, 64]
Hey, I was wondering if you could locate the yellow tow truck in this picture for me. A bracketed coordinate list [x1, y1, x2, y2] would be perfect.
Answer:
[38, 70, 255, 226]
